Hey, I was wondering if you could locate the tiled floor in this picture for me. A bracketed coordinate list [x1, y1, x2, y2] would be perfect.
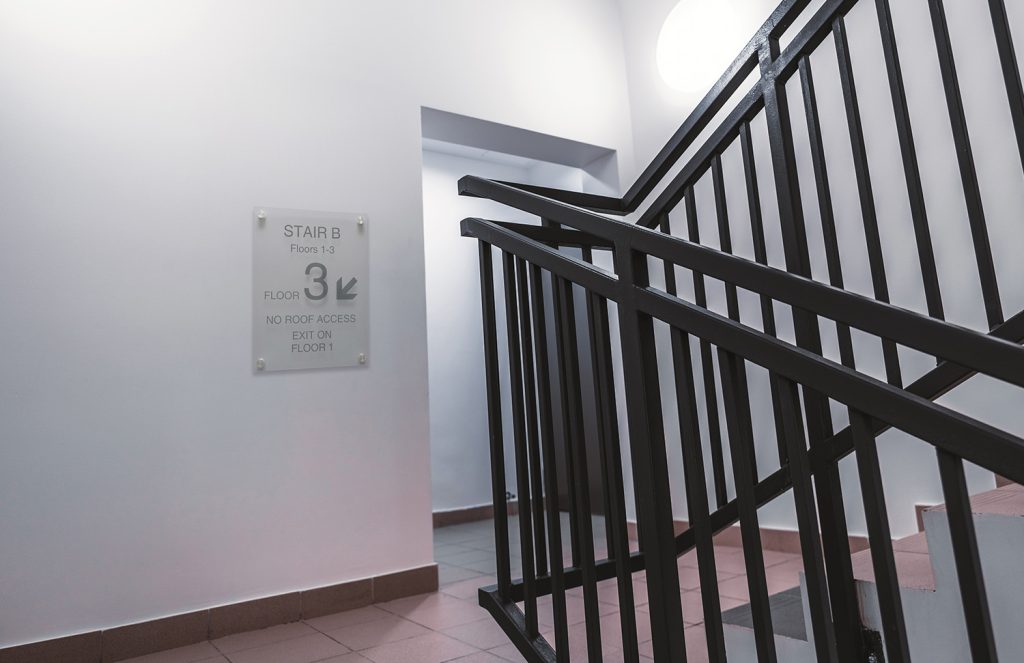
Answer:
[126, 516, 803, 662]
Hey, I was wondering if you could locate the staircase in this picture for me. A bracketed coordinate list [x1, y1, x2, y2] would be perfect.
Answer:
[458, 0, 1024, 661]
[723, 484, 1024, 661]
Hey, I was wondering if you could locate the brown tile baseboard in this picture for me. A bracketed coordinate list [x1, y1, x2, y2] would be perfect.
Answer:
[372, 565, 439, 603]
[0, 632, 102, 663]
[626, 519, 870, 554]
[208, 592, 301, 641]
[101, 610, 209, 663]
[433, 501, 519, 528]
[0, 563, 437, 663]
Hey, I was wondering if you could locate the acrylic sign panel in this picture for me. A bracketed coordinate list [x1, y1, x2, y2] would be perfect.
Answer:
[252, 207, 369, 372]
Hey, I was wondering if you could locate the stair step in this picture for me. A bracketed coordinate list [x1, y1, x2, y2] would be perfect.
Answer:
[851, 532, 936, 591]
[721, 586, 807, 641]
[926, 483, 1024, 517]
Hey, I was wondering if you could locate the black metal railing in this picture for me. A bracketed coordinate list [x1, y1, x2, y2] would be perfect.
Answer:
[459, 0, 1024, 661]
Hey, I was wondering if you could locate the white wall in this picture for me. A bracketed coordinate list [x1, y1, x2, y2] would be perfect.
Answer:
[423, 148, 609, 513]
[614, 0, 1024, 537]
[423, 151, 532, 513]
[0, 0, 634, 648]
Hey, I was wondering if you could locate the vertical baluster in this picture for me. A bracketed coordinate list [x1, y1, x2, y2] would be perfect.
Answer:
[502, 253, 538, 636]
[798, 57, 858, 369]
[928, 0, 1004, 330]
[711, 155, 785, 478]
[986, 0, 1024, 175]
[874, 0, 945, 321]
[661, 230, 727, 662]
[614, 243, 687, 661]
[553, 277, 603, 661]
[516, 257, 548, 579]
[849, 410, 911, 663]
[833, 17, 903, 387]
[711, 156, 742, 324]
[683, 190, 730, 508]
[582, 245, 617, 561]
[717, 348, 777, 662]
[739, 123, 790, 466]
[528, 264, 570, 660]
[776, 377, 838, 662]
[936, 451, 999, 662]
[547, 229, 583, 569]
[760, 39, 863, 662]
[478, 242, 512, 597]
[586, 286, 640, 662]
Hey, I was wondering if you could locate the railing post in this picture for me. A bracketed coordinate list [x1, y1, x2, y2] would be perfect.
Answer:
[759, 39, 863, 661]
[586, 287, 640, 662]
[613, 241, 686, 662]
[501, 253, 539, 636]
[552, 275, 604, 661]
[527, 263, 571, 660]
[515, 257, 549, 579]
[477, 241, 512, 598]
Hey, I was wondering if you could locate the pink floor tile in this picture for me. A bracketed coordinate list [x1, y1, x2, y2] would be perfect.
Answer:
[378, 592, 490, 630]
[359, 632, 478, 663]
[761, 550, 801, 568]
[441, 575, 497, 600]
[212, 622, 318, 654]
[439, 564, 487, 585]
[122, 641, 225, 663]
[679, 589, 748, 625]
[597, 609, 652, 647]
[892, 532, 929, 555]
[636, 625, 707, 662]
[711, 551, 751, 575]
[684, 624, 710, 663]
[535, 593, 618, 628]
[447, 652, 510, 662]
[718, 564, 803, 601]
[487, 642, 529, 661]
[305, 606, 392, 634]
[443, 618, 515, 650]
[851, 549, 936, 591]
[326, 615, 430, 651]
[677, 563, 739, 590]
[224, 633, 349, 663]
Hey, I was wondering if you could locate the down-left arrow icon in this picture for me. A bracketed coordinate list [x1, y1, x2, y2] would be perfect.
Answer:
[336, 277, 358, 301]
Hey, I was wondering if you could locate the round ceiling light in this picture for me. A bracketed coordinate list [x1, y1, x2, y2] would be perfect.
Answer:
[657, 0, 750, 94]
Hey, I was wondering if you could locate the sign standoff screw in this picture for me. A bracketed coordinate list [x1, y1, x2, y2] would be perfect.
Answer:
[358, 353, 367, 364]
[256, 209, 267, 225]
[256, 358, 266, 370]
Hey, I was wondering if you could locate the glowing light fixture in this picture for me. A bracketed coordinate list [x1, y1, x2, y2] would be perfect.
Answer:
[657, 0, 751, 94]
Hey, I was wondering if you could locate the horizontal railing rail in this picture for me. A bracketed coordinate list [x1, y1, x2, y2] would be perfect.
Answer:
[463, 216, 1024, 482]
[472, 304, 1024, 608]
[460, 179, 1024, 387]
[466, 208, 1024, 661]
[467, 216, 1024, 661]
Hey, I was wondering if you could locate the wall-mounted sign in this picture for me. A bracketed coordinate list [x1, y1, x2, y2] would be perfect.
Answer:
[252, 207, 369, 372]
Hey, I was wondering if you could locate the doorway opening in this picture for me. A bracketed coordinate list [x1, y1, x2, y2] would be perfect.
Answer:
[420, 107, 619, 586]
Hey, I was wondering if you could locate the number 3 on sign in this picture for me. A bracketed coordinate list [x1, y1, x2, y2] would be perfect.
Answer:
[304, 262, 358, 301]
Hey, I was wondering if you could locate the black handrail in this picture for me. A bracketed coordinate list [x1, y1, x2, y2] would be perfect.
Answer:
[460, 178, 1024, 388]
[463, 216, 1024, 480]
[467, 211, 1023, 661]
[461, 0, 1024, 660]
